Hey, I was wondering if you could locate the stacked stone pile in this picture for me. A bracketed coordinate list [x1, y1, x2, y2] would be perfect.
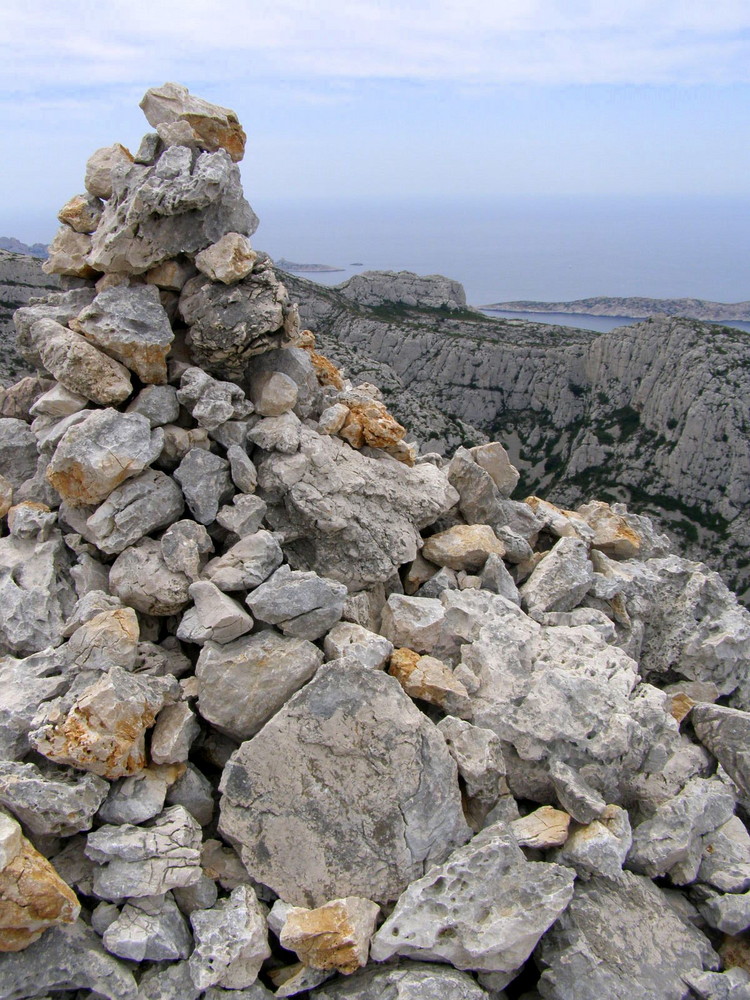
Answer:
[0, 84, 749, 999]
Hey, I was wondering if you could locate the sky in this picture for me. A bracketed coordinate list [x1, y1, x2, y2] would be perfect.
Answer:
[1, 0, 749, 242]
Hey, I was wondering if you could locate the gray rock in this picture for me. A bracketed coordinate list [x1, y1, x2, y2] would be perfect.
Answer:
[84, 142, 134, 200]
[249, 371, 298, 416]
[520, 536, 594, 612]
[34, 319, 134, 405]
[83, 469, 184, 554]
[75, 284, 174, 384]
[160, 519, 214, 580]
[30, 382, 89, 419]
[110, 537, 192, 615]
[0, 920, 137, 999]
[86, 804, 203, 899]
[0, 526, 76, 654]
[216, 493, 267, 537]
[196, 629, 323, 739]
[219, 663, 470, 906]
[98, 769, 169, 825]
[323, 622, 394, 669]
[177, 366, 251, 430]
[380, 594, 448, 655]
[417, 566, 459, 598]
[0, 417, 38, 487]
[126, 384, 180, 426]
[552, 804, 632, 879]
[137, 961, 202, 1000]
[469, 441, 520, 497]
[202, 530, 283, 591]
[88, 145, 257, 274]
[177, 580, 253, 645]
[436, 717, 507, 827]
[447, 448, 540, 542]
[691, 703, 750, 798]
[258, 429, 458, 591]
[480, 552, 521, 604]
[247, 411, 302, 454]
[179, 267, 294, 379]
[173, 873, 219, 914]
[245, 564, 347, 640]
[195, 232, 258, 283]
[14, 287, 95, 369]
[371, 822, 575, 973]
[683, 968, 750, 1000]
[227, 444, 258, 492]
[0, 760, 108, 836]
[46, 408, 163, 508]
[536, 872, 719, 1000]
[549, 760, 607, 825]
[188, 884, 271, 990]
[103, 892, 192, 962]
[694, 886, 750, 935]
[696, 815, 750, 892]
[627, 777, 736, 879]
[249, 345, 322, 419]
[174, 447, 234, 524]
[0, 647, 69, 759]
[159, 423, 211, 468]
[166, 763, 215, 826]
[140, 82, 247, 161]
[313, 962, 489, 1000]
[151, 701, 201, 763]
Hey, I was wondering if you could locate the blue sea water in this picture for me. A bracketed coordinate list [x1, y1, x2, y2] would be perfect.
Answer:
[253, 195, 750, 332]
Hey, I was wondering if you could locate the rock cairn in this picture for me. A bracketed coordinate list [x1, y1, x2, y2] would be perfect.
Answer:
[0, 83, 749, 1000]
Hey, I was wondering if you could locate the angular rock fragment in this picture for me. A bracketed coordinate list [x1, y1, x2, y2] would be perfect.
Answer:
[84, 143, 134, 199]
[35, 319, 133, 405]
[177, 366, 251, 430]
[511, 806, 571, 849]
[196, 232, 258, 283]
[249, 370, 298, 417]
[110, 537, 192, 615]
[469, 441, 519, 497]
[140, 82, 247, 161]
[314, 962, 489, 1000]
[697, 815, 750, 892]
[0, 648, 69, 759]
[160, 518, 214, 579]
[388, 647, 470, 712]
[422, 524, 506, 572]
[0, 920, 137, 999]
[126, 383, 180, 426]
[519, 536, 594, 612]
[174, 447, 234, 524]
[196, 629, 323, 739]
[437, 716, 508, 827]
[0, 761, 108, 836]
[227, 444, 258, 492]
[86, 805, 203, 899]
[245, 564, 347, 640]
[380, 595, 447, 655]
[279, 896, 380, 974]
[0, 418, 38, 489]
[0, 813, 22, 871]
[47, 409, 162, 507]
[58, 192, 103, 233]
[536, 872, 719, 999]
[102, 892, 192, 961]
[553, 804, 632, 879]
[82, 468, 184, 554]
[64, 606, 140, 671]
[323, 622, 393, 669]
[371, 823, 575, 973]
[177, 580, 253, 645]
[219, 664, 470, 906]
[98, 767, 171, 825]
[30, 667, 178, 778]
[691, 703, 750, 799]
[188, 884, 270, 990]
[576, 500, 642, 558]
[247, 411, 302, 453]
[150, 702, 201, 764]
[217, 493, 267, 537]
[42, 227, 96, 277]
[202, 530, 283, 591]
[75, 284, 174, 384]
[695, 886, 750, 935]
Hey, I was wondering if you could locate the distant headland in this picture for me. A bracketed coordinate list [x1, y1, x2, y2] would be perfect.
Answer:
[482, 295, 750, 323]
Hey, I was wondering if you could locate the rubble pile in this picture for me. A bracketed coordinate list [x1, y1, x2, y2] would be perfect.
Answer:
[0, 83, 749, 999]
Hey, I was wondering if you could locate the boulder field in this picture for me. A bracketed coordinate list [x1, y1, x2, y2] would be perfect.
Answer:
[0, 83, 749, 999]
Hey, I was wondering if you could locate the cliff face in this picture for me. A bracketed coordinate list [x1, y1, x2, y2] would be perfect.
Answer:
[285, 271, 750, 599]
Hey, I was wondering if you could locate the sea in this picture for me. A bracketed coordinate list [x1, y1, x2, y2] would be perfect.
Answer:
[252, 195, 750, 334]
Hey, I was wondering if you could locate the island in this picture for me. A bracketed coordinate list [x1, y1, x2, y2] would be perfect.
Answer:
[274, 257, 345, 273]
[482, 295, 750, 323]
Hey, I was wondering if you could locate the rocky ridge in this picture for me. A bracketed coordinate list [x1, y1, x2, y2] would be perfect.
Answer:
[483, 296, 750, 323]
[0, 83, 750, 1000]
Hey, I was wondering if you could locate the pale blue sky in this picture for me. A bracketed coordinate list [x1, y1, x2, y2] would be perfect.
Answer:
[2, 0, 749, 241]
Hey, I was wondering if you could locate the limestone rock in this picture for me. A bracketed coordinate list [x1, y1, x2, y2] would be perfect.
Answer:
[323, 622, 393, 669]
[82, 469, 184, 554]
[196, 629, 323, 739]
[245, 564, 347, 640]
[248, 411, 302, 454]
[480, 551, 521, 604]
[110, 537, 192, 615]
[35, 319, 133, 405]
[102, 892, 192, 961]
[202, 530, 283, 591]
[160, 519, 213, 580]
[0, 648, 69, 759]
[576, 500, 642, 558]
[98, 767, 171, 825]
[279, 896, 380, 974]
[697, 815, 750, 892]
[188, 884, 270, 990]
[318, 402, 349, 434]
[196, 232, 257, 283]
[0, 919, 137, 999]
[140, 82, 247, 161]
[0, 761, 108, 836]
[46, 409, 162, 507]
[0, 836, 80, 951]
[691, 703, 750, 799]
[695, 887, 750, 936]
[468, 442, 519, 497]
[179, 267, 293, 379]
[58, 193, 103, 234]
[536, 872, 719, 999]
[177, 580, 253, 646]
[64, 604, 139, 673]
[150, 702, 201, 764]
[75, 284, 174, 384]
[371, 822, 575, 973]
[227, 444, 258, 492]
[88, 145, 257, 274]
[338, 397, 408, 456]
[84, 143, 134, 199]
[0, 475, 11, 518]
[30, 667, 177, 778]
[86, 805, 203, 899]
[313, 962, 489, 1000]
[389, 648, 470, 712]
[249, 371, 299, 416]
[553, 804, 632, 879]
[258, 430, 457, 590]
[145, 256, 197, 290]
[336, 270, 467, 311]
[174, 448, 234, 524]
[0, 418, 38, 489]
[436, 716, 508, 826]
[519, 536, 593, 612]
[380, 595, 447, 655]
[219, 663, 470, 906]
[216, 493, 267, 538]
[159, 424, 211, 468]
[177, 366, 251, 431]
[511, 806, 571, 849]
[422, 524, 505, 572]
[42, 227, 96, 277]
[0, 813, 22, 871]
[29, 382, 88, 419]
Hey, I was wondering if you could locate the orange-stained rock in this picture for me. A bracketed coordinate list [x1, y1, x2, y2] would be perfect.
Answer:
[339, 399, 406, 451]
[0, 838, 80, 951]
[576, 500, 642, 559]
[511, 806, 571, 849]
[720, 932, 750, 973]
[57, 193, 103, 234]
[140, 83, 246, 162]
[422, 524, 505, 572]
[280, 896, 380, 974]
[389, 647, 470, 712]
[42, 228, 97, 278]
[669, 692, 696, 724]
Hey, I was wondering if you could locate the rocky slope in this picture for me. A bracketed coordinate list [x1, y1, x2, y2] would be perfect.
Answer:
[283, 272, 750, 601]
[483, 295, 750, 323]
[1, 80, 750, 1000]
[0, 250, 59, 386]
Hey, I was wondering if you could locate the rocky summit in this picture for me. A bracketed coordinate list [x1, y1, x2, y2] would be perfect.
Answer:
[0, 83, 749, 1000]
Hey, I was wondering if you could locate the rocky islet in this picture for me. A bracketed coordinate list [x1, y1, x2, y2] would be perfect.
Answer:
[0, 83, 748, 999]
